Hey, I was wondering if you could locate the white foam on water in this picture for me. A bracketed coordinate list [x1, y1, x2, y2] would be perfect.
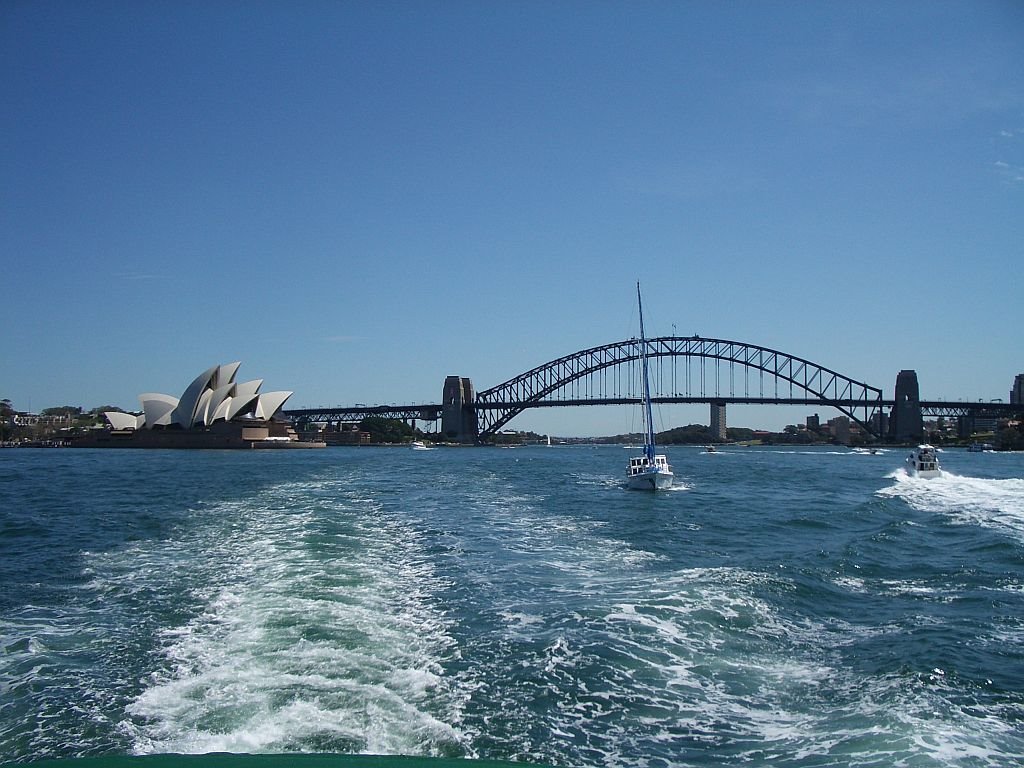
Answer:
[832, 575, 867, 593]
[8, 449, 1023, 766]
[108, 477, 467, 757]
[879, 471, 1024, 541]
[466, 491, 668, 582]
[766, 450, 868, 456]
[468, 560, 1023, 768]
[570, 472, 622, 489]
[664, 481, 692, 492]
[876, 579, 948, 599]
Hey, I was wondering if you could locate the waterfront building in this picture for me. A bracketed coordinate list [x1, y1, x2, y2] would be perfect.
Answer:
[709, 402, 727, 441]
[1012, 374, 1024, 405]
[828, 415, 851, 444]
[82, 362, 322, 449]
[12, 413, 74, 428]
[869, 410, 889, 438]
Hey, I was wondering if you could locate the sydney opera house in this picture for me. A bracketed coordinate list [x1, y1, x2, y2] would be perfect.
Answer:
[80, 362, 323, 448]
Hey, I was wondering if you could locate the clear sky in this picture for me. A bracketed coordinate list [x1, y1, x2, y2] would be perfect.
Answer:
[3, 1, 1021, 436]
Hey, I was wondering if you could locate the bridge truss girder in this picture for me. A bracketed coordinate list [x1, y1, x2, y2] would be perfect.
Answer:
[474, 336, 885, 439]
[919, 402, 1020, 419]
[286, 405, 442, 424]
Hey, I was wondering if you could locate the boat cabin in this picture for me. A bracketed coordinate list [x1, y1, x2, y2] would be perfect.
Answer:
[628, 454, 671, 476]
[913, 449, 938, 472]
[906, 444, 941, 477]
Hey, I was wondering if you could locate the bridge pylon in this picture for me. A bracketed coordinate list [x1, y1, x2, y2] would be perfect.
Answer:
[890, 369, 923, 442]
[442, 376, 479, 443]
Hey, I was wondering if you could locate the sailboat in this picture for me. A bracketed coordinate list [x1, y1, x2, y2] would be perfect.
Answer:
[626, 283, 674, 490]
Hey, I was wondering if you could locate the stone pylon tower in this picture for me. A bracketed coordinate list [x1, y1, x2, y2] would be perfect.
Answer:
[441, 376, 478, 443]
[1011, 373, 1024, 405]
[890, 369, 923, 442]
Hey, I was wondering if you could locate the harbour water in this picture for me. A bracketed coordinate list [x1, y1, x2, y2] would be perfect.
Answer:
[2, 445, 1023, 767]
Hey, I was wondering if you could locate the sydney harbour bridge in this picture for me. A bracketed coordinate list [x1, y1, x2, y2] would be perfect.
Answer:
[284, 336, 1019, 443]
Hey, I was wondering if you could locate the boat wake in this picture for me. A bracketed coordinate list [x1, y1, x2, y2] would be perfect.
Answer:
[114, 476, 466, 756]
[4, 448, 1023, 767]
[879, 471, 1024, 541]
[457, 562, 1021, 767]
[663, 481, 692, 492]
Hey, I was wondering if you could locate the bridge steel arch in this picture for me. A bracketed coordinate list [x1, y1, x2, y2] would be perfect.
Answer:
[474, 337, 885, 439]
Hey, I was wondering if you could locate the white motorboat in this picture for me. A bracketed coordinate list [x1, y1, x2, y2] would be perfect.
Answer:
[906, 444, 941, 478]
[411, 440, 432, 451]
[626, 283, 674, 491]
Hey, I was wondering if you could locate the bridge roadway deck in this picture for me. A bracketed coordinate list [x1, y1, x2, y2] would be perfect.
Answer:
[284, 405, 443, 422]
[284, 399, 1020, 422]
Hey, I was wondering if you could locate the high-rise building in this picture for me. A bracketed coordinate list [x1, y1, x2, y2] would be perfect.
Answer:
[828, 416, 851, 444]
[709, 402, 727, 441]
[870, 410, 889, 438]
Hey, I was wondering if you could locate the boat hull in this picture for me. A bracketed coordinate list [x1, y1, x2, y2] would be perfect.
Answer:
[626, 468, 674, 491]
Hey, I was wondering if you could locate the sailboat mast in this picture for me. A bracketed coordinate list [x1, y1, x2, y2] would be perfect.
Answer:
[637, 282, 656, 460]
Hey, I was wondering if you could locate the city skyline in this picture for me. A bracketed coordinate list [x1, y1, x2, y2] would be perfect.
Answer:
[5, 348, 1020, 440]
[3, 1, 1021, 436]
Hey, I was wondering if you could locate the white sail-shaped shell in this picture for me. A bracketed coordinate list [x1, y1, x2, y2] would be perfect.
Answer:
[170, 365, 219, 428]
[104, 411, 138, 430]
[193, 389, 213, 427]
[255, 391, 292, 420]
[140, 393, 178, 428]
[206, 382, 236, 424]
[226, 380, 264, 420]
[213, 362, 241, 390]
[110, 364, 292, 432]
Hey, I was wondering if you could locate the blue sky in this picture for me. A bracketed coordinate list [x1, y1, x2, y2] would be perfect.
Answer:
[3, 1, 1021, 436]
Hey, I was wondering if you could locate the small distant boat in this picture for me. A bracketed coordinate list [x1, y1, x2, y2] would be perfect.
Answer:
[626, 283, 674, 491]
[967, 442, 993, 452]
[411, 440, 432, 451]
[704, 445, 717, 453]
[906, 444, 941, 478]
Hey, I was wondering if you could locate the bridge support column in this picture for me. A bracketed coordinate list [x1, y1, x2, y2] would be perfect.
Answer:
[890, 369, 923, 442]
[710, 401, 726, 441]
[442, 376, 479, 443]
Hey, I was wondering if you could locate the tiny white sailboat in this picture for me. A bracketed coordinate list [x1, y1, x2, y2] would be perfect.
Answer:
[626, 283, 674, 491]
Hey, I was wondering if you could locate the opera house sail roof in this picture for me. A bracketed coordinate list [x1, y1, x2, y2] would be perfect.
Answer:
[92, 362, 321, 448]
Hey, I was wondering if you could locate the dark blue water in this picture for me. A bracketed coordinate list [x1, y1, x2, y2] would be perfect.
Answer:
[2, 446, 1023, 767]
